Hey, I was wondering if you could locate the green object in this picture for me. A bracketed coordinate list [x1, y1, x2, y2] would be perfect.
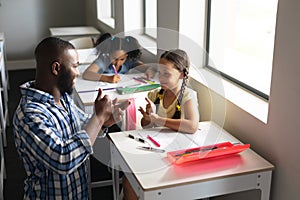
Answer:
[116, 84, 160, 95]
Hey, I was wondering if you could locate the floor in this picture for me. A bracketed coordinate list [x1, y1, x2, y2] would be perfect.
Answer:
[3, 69, 114, 199]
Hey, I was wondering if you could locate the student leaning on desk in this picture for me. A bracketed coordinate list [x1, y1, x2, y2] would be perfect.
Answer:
[12, 37, 130, 199]
[82, 35, 155, 83]
[123, 49, 200, 200]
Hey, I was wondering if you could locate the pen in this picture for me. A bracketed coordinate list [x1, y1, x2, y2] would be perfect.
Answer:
[128, 134, 145, 143]
[112, 65, 118, 75]
[141, 77, 155, 84]
[175, 146, 219, 157]
[77, 88, 117, 93]
[137, 146, 165, 153]
[133, 77, 147, 84]
[147, 135, 160, 147]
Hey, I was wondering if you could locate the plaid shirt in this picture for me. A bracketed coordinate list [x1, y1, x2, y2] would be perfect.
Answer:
[13, 81, 93, 199]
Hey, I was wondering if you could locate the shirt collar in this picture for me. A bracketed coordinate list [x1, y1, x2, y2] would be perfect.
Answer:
[19, 81, 71, 105]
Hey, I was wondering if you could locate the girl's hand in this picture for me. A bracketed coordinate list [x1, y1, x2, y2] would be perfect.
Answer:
[144, 97, 155, 114]
[105, 75, 120, 83]
[138, 97, 156, 127]
[138, 106, 150, 121]
[145, 67, 156, 79]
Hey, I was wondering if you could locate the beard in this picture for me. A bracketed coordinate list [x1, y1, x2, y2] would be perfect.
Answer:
[57, 67, 74, 95]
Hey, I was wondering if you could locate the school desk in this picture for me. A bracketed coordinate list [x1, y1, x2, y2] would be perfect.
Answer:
[72, 73, 159, 194]
[73, 73, 152, 120]
[109, 121, 274, 200]
[49, 26, 100, 40]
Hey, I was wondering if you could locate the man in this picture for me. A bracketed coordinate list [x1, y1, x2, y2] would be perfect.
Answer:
[13, 37, 126, 199]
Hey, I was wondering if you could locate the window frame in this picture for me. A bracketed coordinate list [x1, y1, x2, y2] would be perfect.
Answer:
[142, 0, 157, 40]
[204, 0, 278, 100]
[96, 0, 115, 29]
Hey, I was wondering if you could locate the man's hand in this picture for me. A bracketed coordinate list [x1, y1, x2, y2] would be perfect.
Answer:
[103, 98, 131, 127]
[94, 89, 112, 124]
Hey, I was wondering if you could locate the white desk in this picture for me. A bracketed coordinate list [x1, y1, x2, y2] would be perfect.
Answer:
[110, 121, 274, 200]
[73, 74, 151, 117]
[49, 26, 100, 40]
[72, 73, 158, 196]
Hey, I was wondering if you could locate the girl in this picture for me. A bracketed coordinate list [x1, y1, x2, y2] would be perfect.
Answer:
[138, 49, 199, 134]
[82, 36, 136, 83]
[123, 49, 200, 200]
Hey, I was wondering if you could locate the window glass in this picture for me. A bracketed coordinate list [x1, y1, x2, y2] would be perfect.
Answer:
[144, 0, 157, 39]
[97, 0, 115, 28]
[207, 0, 278, 98]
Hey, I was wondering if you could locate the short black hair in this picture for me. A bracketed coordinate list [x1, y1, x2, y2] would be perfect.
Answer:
[34, 37, 75, 67]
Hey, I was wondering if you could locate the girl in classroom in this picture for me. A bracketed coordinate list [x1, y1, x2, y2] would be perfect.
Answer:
[122, 49, 200, 200]
[82, 36, 133, 83]
[138, 48, 199, 134]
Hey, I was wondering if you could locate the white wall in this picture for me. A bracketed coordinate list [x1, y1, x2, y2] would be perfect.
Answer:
[0, 0, 86, 63]
[87, 0, 300, 199]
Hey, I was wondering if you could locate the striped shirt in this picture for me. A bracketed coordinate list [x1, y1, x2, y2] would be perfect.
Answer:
[13, 81, 93, 199]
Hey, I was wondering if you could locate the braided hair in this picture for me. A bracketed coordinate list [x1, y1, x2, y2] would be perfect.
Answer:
[154, 49, 190, 119]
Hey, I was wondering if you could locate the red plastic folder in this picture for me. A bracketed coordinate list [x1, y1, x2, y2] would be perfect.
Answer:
[167, 142, 250, 165]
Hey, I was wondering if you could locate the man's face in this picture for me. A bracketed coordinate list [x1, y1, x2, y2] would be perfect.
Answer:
[57, 49, 79, 95]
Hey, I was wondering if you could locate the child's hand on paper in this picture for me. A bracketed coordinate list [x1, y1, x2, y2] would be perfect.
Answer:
[103, 74, 120, 83]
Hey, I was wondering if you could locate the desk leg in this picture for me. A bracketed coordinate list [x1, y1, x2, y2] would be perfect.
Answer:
[257, 171, 272, 200]
[111, 144, 120, 200]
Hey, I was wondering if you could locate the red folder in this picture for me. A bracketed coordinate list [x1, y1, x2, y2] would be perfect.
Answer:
[167, 142, 250, 165]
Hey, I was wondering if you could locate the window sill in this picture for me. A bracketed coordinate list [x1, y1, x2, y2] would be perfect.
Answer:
[133, 34, 157, 55]
[99, 17, 115, 29]
[190, 66, 269, 124]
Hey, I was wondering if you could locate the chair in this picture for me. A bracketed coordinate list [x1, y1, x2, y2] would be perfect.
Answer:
[69, 37, 94, 49]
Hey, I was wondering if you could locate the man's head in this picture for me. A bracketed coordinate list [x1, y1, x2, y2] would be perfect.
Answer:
[34, 37, 80, 95]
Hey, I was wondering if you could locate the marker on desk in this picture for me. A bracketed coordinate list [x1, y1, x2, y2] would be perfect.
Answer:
[137, 146, 165, 153]
[128, 133, 145, 143]
[147, 135, 160, 147]
[133, 77, 147, 84]
[175, 146, 219, 157]
[112, 65, 118, 75]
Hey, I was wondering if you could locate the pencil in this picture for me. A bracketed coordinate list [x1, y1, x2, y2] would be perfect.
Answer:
[77, 87, 116, 93]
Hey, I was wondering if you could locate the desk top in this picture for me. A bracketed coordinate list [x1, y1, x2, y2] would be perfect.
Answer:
[76, 48, 97, 64]
[109, 121, 274, 191]
[74, 74, 157, 105]
[49, 26, 100, 37]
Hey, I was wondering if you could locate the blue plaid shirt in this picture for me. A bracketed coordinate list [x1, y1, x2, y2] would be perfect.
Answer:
[13, 81, 93, 199]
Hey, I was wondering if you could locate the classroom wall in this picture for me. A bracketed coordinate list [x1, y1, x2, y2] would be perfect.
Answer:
[181, 1, 300, 200]
[86, 0, 300, 200]
[0, 0, 86, 68]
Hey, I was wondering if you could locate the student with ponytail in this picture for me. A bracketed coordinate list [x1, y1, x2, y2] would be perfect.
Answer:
[138, 49, 199, 134]
[123, 49, 200, 200]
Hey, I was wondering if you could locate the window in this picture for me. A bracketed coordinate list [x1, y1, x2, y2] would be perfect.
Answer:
[206, 0, 278, 99]
[179, 0, 206, 68]
[97, 0, 115, 28]
[143, 0, 157, 39]
[123, 0, 157, 55]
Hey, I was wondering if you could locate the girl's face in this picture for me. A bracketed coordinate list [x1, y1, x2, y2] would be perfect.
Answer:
[158, 58, 182, 91]
[110, 50, 127, 68]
